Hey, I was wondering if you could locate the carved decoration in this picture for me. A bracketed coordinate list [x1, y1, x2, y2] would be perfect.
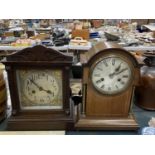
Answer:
[6, 45, 72, 62]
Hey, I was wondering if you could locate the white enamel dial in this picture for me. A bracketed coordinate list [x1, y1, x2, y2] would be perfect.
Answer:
[91, 56, 132, 95]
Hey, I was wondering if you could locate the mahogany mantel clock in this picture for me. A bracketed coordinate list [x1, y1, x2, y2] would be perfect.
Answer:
[75, 42, 140, 130]
[2, 45, 74, 130]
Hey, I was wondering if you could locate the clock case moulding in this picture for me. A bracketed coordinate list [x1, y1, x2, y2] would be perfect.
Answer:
[2, 45, 75, 130]
[75, 42, 140, 130]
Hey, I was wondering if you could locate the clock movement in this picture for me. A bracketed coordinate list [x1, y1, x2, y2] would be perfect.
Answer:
[75, 42, 140, 130]
[2, 45, 74, 130]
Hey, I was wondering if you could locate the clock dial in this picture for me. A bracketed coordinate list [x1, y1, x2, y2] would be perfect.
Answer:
[91, 55, 133, 95]
[16, 69, 63, 110]
[24, 72, 59, 103]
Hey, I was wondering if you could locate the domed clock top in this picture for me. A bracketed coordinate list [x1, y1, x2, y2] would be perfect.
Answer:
[75, 42, 140, 130]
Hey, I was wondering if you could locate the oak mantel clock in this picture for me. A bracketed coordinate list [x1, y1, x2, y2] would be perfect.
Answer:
[75, 42, 140, 130]
[2, 45, 74, 130]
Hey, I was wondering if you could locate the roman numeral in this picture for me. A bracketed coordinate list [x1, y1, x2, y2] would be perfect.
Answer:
[112, 59, 115, 66]
[47, 96, 50, 101]
[96, 78, 104, 84]
[34, 96, 37, 101]
[94, 74, 100, 77]
[29, 74, 36, 81]
[101, 84, 105, 89]
[115, 85, 118, 89]
[97, 67, 103, 71]
[51, 79, 55, 83]
[121, 81, 125, 85]
[103, 60, 108, 67]
[96, 79, 102, 84]
[108, 87, 111, 91]
[40, 98, 44, 102]
[37, 74, 41, 79]
[27, 86, 30, 91]
[27, 80, 30, 85]
[122, 75, 128, 78]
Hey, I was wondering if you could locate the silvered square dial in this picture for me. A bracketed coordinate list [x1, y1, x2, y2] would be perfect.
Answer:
[91, 55, 133, 95]
[16, 69, 63, 110]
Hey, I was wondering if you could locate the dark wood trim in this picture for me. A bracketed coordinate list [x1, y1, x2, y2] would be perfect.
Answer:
[2, 45, 74, 130]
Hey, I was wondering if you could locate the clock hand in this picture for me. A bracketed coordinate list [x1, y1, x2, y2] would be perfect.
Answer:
[114, 68, 128, 75]
[29, 79, 42, 90]
[41, 88, 54, 96]
[115, 63, 122, 72]
[109, 63, 122, 78]
[109, 68, 128, 78]
[44, 89, 52, 94]
[29, 79, 53, 95]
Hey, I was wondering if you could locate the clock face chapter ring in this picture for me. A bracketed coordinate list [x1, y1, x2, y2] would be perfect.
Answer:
[16, 69, 63, 110]
[90, 54, 134, 95]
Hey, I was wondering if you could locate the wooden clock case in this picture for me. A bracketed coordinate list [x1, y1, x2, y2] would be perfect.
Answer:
[2, 45, 74, 130]
[75, 42, 140, 130]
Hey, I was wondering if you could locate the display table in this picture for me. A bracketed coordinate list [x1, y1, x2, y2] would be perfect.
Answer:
[0, 45, 69, 51]
[143, 24, 155, 31]
[0, 131, 65, 135]
[141, 127, 155, 135]
[0, 44, 155, 63]
[124, 46, 155, 51]
[0, 44, 155, 52]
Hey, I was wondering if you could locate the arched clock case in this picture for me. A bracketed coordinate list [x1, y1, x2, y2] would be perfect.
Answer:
[75, 42, 140, 130]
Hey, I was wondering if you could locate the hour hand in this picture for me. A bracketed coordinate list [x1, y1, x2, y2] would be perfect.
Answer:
[109, 67, 128, 78]
[115, 68, 128, 75]
[46, 90, 52, 94]
[29, 79, 53, 95]
[115, 63, 121, 72]
[109, 63, 122, 78]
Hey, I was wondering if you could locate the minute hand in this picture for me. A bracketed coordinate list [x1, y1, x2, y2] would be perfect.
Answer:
[30, 79, 52, 94]
[115, 68, 128, 75]
[30, 79, 41, 89]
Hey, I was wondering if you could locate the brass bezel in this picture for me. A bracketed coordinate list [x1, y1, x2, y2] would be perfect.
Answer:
[90, 53, 134, 96]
